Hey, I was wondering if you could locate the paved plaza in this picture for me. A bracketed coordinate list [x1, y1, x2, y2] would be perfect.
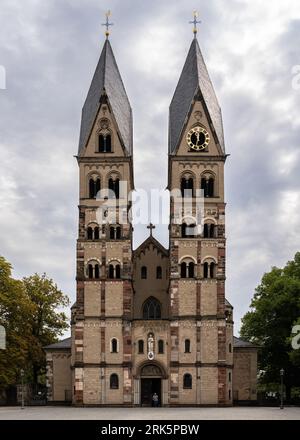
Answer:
[0, 406, 299, 420]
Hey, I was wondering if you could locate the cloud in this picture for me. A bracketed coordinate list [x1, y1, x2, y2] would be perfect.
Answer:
[0, 0, 299, 333]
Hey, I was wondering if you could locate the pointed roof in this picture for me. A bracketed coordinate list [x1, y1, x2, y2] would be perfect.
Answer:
[78, 39, 133, 156]
[169, 38, 225, 155]
[134, 235, 169, 259]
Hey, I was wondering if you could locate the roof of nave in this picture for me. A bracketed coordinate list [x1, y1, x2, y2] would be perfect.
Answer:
[169, 37, 225, 155]
[44, 337, 71, 350]
[233, 336, 259, 349]
[133, 235, 169, 259]
[44, 336, 258, 351]
[78, 39, 132, 156]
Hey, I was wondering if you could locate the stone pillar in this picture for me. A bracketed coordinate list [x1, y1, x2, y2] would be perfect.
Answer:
[162, 379, 169, 406]
[101, 367, 106, 405]
[196, 366, 201, 404]
[134, 379, 140, 405]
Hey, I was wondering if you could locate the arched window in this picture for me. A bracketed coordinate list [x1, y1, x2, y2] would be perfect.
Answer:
[158, 340, 164, 354]
[94, 227, 100, 240]
[110, 374, 119, 389]
[115, 265, 121, 279]
[180, 260, 195, 278]
[181, 177, 194, 198]
[182, 223, 196, 238]
[143, 297, 161, 320]
[110, 226, 115, 239]
[210, 262, 215, 279]
[89, 179, 95, 199]
[188, 262, 195, 278]
[108, 178, 120, 199]
[89, 178, 101, 199]
[94, 264, 100, 279]
[110, 226, 122, 240]
[87, 227, 93, 240]
[185, 339, 191, 353]
[116, 226, 121, 239]
[180, 262, 187, 278]
[208, 178, 214, 197]
[201, 175, 215, 198]
[210, 224, 215, 238]
[88, 264, 93, 279]
[141, 266, 147, 279]
[99, 133, 112, 153]
[183, 373, 192, 389]
[111, 338, 118, 353]
[108, 264, 114, 279]
[203, 262, 209, 279]
[156, 266, 162, 279]
[138, 340, 144, 354]
[203, 224, 209, 238]
[229, 343, 232, 353]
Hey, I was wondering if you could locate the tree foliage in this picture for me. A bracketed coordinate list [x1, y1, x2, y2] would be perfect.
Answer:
[0, 256, 69, 390]
[240, 252, 300, 398]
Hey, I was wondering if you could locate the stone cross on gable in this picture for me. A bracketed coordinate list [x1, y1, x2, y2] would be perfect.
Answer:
[147, 223, 156, 236]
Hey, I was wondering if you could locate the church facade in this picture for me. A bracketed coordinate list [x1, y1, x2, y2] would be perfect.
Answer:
[45, 28, 258, 406]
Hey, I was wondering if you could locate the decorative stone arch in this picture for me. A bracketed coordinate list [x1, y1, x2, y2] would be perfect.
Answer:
[135, 360, 168, 379]
[107, 258, 122, 265]
[107, 170, 121, 182]
[200, 169, 216, 179]
[179, 255, 197, 264]
[180, 169, 196, 181]
[203, 216, 217, 225]
[200, 255, 217, 264]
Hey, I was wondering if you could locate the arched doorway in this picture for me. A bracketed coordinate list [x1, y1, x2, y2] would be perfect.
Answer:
[140, 364, 163, 407]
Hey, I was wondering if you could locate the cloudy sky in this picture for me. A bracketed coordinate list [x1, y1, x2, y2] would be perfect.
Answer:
[0, 0, 300, 334]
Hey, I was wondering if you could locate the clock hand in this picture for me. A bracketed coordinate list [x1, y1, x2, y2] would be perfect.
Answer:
[195, 131, 200, 145]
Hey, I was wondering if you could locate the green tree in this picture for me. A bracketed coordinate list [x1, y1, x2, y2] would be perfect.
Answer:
[0, 257, 31, 388]
[0, 256, 69, 392]
[22, 273, 69, 384]
[240, 252, 300, 401]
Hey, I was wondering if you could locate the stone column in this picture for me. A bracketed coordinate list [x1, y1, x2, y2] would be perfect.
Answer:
[134, 379, 140, 405]
[162, 379, 169, 406]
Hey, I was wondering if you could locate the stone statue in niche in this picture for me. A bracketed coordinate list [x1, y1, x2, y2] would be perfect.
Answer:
[148, 333, 154, 360]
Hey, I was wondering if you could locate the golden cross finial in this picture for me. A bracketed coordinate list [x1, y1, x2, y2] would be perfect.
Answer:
[102, 10, 114, 39]
[189, 11, 201, 38]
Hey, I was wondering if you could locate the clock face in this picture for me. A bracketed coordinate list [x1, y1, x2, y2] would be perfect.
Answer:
[186, 126, 210, 151]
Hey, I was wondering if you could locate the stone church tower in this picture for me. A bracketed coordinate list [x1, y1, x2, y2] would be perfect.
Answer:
[72, 37, 134, 405]
[168, 36, 232, 405]
[45, 23, 258, 406]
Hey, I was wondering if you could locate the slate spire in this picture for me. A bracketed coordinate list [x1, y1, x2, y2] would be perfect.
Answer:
[78, 39, 133, 156]
[169, 37, 225, 154]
